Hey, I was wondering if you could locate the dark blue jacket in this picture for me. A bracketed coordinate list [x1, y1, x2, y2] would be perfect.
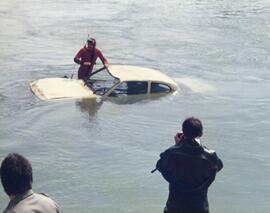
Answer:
[156, 139, 223, 213]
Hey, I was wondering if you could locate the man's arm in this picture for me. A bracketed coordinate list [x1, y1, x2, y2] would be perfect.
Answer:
[203, 146, 223, 172]
[156, 149, 175, 183]
[215, 153, 223, 172]
[210, 152, 223, 172]
[96, 48, 109, 67]
[74, 48, 83, 64]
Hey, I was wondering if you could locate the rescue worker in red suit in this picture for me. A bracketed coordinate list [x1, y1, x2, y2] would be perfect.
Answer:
[74, 38, 109, 80]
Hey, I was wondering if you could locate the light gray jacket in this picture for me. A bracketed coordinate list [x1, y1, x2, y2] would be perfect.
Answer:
[3, 190, 60, 213]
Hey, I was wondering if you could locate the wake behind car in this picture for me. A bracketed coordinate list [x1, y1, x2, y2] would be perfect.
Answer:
[30, 65, 178, 101]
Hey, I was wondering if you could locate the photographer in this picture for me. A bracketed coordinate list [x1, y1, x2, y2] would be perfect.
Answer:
[155, 117, 223, 213]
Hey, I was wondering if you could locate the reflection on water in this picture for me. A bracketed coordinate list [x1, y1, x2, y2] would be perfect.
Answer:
[75, 93, 173, 119]
[75, 98, 103, 118]
[106, 93, 173, 105]
[174, 77, 214, 93]
[0, 93, 7, 102]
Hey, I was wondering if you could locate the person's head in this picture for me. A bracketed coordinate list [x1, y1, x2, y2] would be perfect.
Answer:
[86, 38, 96, 50]
[0, 153, 33, 196]
[182, 117, 203, 139]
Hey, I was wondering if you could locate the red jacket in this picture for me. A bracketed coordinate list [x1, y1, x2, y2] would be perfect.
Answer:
[74, 46, 108, 79]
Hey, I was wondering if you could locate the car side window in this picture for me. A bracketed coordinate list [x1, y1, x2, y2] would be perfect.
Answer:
[109, 81, 148, 96]
[150, 82, 171, 93]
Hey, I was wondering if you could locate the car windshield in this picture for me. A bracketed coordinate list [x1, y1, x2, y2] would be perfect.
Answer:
[84, 67, 120, 96]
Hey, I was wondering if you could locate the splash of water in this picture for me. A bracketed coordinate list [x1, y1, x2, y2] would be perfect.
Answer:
[174, 77, 215, 93]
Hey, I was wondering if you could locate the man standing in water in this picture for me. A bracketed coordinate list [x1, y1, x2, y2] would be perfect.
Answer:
[74, 37, 109, 80]
[1, 153, 60, 213]
[155, 117, 223, 213]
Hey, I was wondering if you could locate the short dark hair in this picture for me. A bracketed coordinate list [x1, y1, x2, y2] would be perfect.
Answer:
[0, 153, 33, 196]
[182, 117, 203, 138]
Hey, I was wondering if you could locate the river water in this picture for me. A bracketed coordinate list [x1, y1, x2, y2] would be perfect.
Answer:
[1, 0, 270, 212]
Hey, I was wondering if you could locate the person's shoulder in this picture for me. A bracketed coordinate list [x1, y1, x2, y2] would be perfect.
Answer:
[35, 192, 58, 203]
[202, 146, 216, 155]
[95, 47, 102, 53]
[202, 145, 219, 160]
[4, 192, 59, 213]
[36, 192, 51, 198]
[80, 47, 87, 52]
[202, 146, 223, 169]
[35, 193, 60, 211]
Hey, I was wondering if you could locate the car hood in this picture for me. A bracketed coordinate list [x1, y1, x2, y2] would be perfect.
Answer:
[30, 78, 97, 100]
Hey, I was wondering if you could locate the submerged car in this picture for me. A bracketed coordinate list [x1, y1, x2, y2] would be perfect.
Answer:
[30, 65, 178, 100]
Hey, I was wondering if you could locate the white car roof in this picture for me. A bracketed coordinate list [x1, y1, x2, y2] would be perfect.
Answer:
[108, 65, 177, 88]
